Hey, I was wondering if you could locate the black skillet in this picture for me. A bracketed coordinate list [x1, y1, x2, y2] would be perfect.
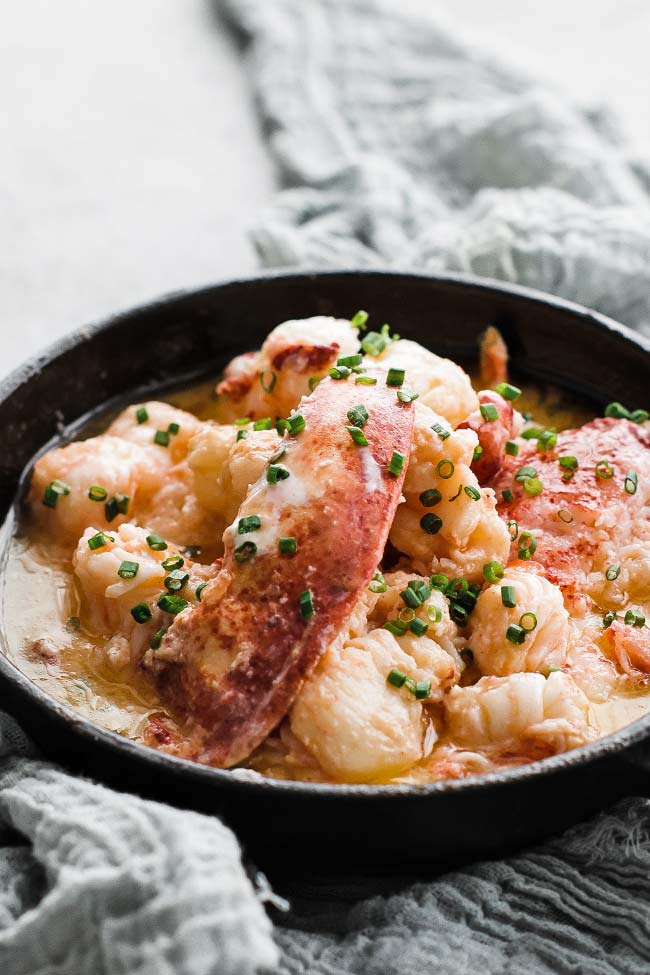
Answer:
[2, 269, 650, 877]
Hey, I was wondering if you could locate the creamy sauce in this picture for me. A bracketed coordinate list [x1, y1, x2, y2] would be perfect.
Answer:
[2, 373, 649, 785]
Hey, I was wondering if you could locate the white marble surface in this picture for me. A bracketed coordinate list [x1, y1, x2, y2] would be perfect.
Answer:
[2, 0, 649, 377]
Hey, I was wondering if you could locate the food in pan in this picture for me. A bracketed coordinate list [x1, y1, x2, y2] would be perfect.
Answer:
[4, 312, 650, 785]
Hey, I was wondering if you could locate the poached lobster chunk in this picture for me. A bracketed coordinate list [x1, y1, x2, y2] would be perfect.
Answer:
[150, 371, 415, 768]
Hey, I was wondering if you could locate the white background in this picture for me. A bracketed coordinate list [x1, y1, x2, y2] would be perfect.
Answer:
[2, 0, 649, 377]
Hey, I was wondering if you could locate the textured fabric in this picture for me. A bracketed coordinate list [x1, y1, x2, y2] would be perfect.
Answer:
[3, 1, 650, 973]
[223, 0, 650, 335]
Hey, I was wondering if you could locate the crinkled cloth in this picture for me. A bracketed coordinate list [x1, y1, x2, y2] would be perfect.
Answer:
[3, 1, 650, 973]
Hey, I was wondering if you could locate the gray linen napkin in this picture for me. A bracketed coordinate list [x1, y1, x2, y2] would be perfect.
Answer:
[3, 1, 650, 972]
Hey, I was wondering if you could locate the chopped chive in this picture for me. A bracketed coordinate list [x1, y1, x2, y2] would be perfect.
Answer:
[537, 430, 557, 451]
[157, 593, 188, 615]
[399, 607, 415, 623]
[515, 465, 537, 482]
[464, 485, 481, 501]
[502, 489, 514, 502]
[495, 382, 522, 401]
[236, 429, 248, 442]
[162, 555, 184, 571]
[631, 409, 650, 424]
[253, 417, 273, 431]
[234, 541, 257, 563]
[146, 534, 167, 551]
[347, 425, 369, 447]
[401, 586, 425, 609]
[606, 564, 621, 581]
[136, 406, 148, 424]
[386, 368, 405, 388]
[42, 479, 71, 508]
[522, 427, 542, 440]
[130, 602, 152, 624]
[518, 531, 537, 560]
[397, 389, 419, 404]
[308, 376, 322, 392]
[165, 569, 189, 592]
[88, 485, 108, 502]
[605, 402, 630, 419]
[472, 445, 483, 463]
[351, 310, 369, 330]
[195, 582, 208, 601]
[603, 611, 618, 629]
[420, 513, 443, 535]
[480, 403, 499, 422]
[559, 456, 578, 470]
[625, 470, 638, 495]
[448, 484, 462, 502]
[383, 619, 408, 637]
[505, 440, 519, 457]
[427, 604, 442, 623]
[483, 561, 504, 583]
[361, 329, 390, 357]
[410, 617, 428, 637]
[387, 668, 406, 688]
[501, 585, 517, 608]
[347, 404, 369, 428]
[330, 365, 350, 380]
[413, 679, 431, 699]
[595, 460, 614, 479]
[260, 370, 277, 393]
[105, 493, 129, 522]
[338, 353, 363, 368]
[235, 417, 251, 427]
[507, 519, 519, 540]
[238, 515, 261, 534]
[267, 463, 291, 483]
[388, 451, 406, 477]
[355, 375, 377, 386]
[523, 477, 543, 497]
[519, 612, 537, 632]
[285, 413, 306, 435]
[279, 536, 297, 555]
[368, 570, 387, 593]
[506, 623, 526, 645]
[88, 531, 109, 551]
[625, 609, 646, 627]
[167, 422, 180, 435]
[436, 459, 455, 479]
[450, 603, 469, 626]
[431, 423, 450, 442]
[419, 488, 442, 507]
[154, 429, 169, 447]
[557, 509, 573, 523]
[429, 574, 449, 590]
[299, 588, 314, 619]
[117, 560, 139, 580]
[149, 628, 165, 650]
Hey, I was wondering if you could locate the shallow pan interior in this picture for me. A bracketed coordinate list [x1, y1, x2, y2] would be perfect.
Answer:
[2, 269, 650, 875]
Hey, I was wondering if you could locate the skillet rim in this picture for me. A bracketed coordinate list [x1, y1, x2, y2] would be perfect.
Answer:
[2, 266, 650, 801]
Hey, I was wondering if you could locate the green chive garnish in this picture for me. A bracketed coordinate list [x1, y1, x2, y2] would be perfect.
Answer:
[595, 460, 614, 479]
[299, 588, 314, 619]
[234, 541, 257, 563]
[625, 470, 638, 495]
[195, 582, 208, 601]
[338, 353, 363, 369]
[236, 430, 248, 442]
[386, 368, 405, 387]
[523, 477, 543, 497]
[168, 422, 180, 435]
[625, 609, 645, 627]
[253, 417, 273, 431]
[605, 564, 620, 581]
[480, 403, 499, 422]
[507, 520, 519, 540]
[502, 489, 514, 502]
[279, 536, 297, 555]
[387, 668, 406, 688]
[495, 383, 521, 401]
[464, 485, 481, 501]
[519, 612, 537, 632]
[131, 602, 152, 624]
[501, 585, 517, 608]
[88, 485, 108, 502]
[136, 406, 148, 424]
[146, 534, 167, 551]
[149, 628, 165, 650]
[330, 366, 350, 380]
[557, 509, 573, 523]
[285, 414, 306, 435]
[397, 389, 419, 404]
[419, 488, 442, 507]
[238, 515, 261, 534]
[436, 459, 454, 479]
[472, 445, 483, 463]
[355, 375, 377, 386]
[506, 623, 526, 645]
[515, 465, 537, 482]
[88, 531, 109, 551]
[505, 440, 519, 457]
[165, 569, 189, 592]
[420, 513, 443, 535]
[347, 404, 369, 428]
[267, 464, 291, 483]
[154, 430, 169, 447]
[518, 531, 537, 560]
[347, 426, 369, 447]
[105, 493, 129, 522]
[162, 555, 184, 571]
[368, 570, 387, 593]
[260, 370, 277, 393]
[388, 451, 405, 477]
[42, 479, 71, 508]
[350, 310, 369, 330]
[431, 423, 450, 441]
[384, 619, 408, 637]
[157, 594, 188, 615]
[308, 376, 322, 392]
[537, 430, 557, 451]
[483, 561, 504, 583]
[410, 617, 428, 637]
[117, 560, 139, 580]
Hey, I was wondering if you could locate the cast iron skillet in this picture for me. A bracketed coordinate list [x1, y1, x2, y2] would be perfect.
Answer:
[2, 269, 650, 877]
